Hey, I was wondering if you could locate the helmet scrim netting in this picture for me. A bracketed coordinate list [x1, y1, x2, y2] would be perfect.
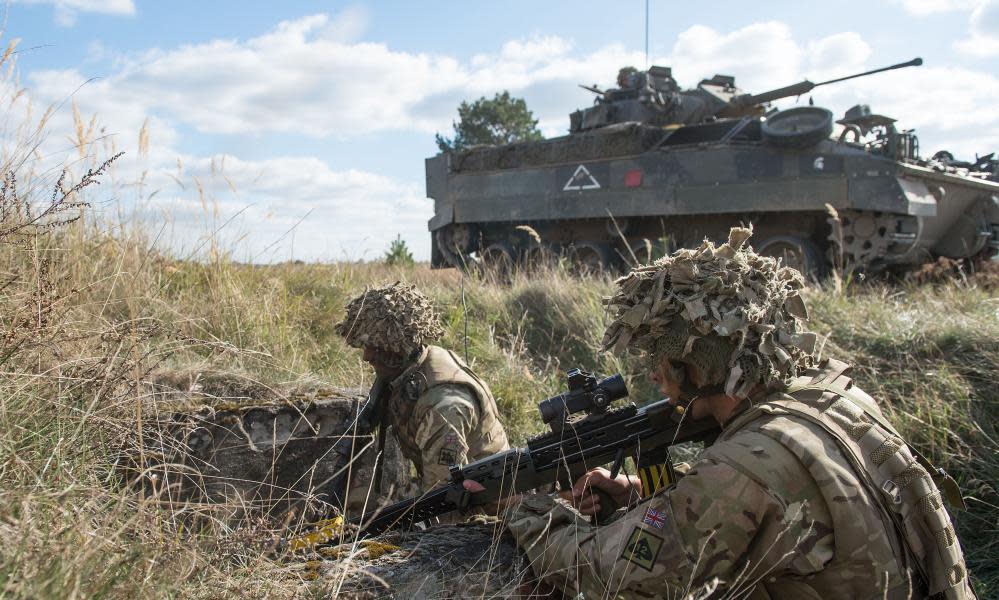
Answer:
[335, 282, 444, 356]
[601, 226, 816, 397]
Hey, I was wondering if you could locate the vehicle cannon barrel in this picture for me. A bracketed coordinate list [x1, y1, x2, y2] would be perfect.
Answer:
[727, 57, 923, 111]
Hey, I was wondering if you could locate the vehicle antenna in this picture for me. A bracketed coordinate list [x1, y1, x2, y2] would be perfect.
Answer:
[645, 0, 650, 68]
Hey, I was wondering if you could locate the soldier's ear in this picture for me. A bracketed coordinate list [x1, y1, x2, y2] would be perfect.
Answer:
[682, 362, 702, 387]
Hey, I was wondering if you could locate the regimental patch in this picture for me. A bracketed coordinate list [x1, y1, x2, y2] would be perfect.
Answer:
[642, 506, 667, 530]
[438, 447, 458, 466]
[620, 527, 664, 572]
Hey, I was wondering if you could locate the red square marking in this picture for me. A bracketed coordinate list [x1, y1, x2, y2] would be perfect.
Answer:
[624, 169, 643, 188]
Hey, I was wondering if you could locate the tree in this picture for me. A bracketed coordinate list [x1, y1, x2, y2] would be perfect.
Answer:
[435, 91, 543, 153]
[384, 234, 415, 267]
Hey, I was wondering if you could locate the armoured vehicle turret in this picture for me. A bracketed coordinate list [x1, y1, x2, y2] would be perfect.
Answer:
[427, 58, 999, 276]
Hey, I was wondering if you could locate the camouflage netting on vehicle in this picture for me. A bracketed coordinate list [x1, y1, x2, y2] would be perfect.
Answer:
[335, 282, 444, 356]
[450, 123, 667, 173]
[601, 226, 817, 398]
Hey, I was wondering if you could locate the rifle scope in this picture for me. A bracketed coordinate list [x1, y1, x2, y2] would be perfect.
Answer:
[538, 369, 628, 424]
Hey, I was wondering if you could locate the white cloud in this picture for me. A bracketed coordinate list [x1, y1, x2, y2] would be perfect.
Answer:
[135, 155, 431, 262]
[316, 5, 369, 43]
[667, 22, 802, 90]
[955, 0, 999, 56]
[14, 0, 135, 26]
[806, 33, 872, 78]
[822, 67, 999, 132]
[86, 39, 108, 62]
[889, 0, 982, 16]
[13, 59, 434, 260]
[25, 13, 647, 139]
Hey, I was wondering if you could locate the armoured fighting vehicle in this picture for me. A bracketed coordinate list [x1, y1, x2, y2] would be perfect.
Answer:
[426, 58, 999, 275]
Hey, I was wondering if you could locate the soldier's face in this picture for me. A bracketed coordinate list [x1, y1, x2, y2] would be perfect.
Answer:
[362, 346, 406, 378]
[650, 358, 713, 420]
[649, 358, 684, 402]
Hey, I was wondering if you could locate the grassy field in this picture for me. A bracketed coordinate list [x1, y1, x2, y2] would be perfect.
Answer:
[1, 198, 997, 598]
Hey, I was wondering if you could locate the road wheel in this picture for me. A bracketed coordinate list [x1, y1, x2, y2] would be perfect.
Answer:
[755, 235, 827, 280]
[522, 243, 558, 272]
[478, 242, 516, 278]
[566, 242, 612, 276]
[762, 107, 833, 149]
[436, 224, 478, 271]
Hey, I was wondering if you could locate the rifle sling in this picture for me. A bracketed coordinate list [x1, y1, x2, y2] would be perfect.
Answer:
[371, 377, 388, 495]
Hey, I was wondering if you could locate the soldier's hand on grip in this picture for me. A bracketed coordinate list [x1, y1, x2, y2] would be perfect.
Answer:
[462, 478, 522, 515]
[559, 467, 641, 516]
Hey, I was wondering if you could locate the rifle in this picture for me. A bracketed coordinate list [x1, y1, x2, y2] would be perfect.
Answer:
[351, 368, 720, 537]
[320, 376, 388, 509]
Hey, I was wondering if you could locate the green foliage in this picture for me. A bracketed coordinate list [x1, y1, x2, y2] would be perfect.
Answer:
[435, 91, 543, 153]
[384, 234, 415, 267]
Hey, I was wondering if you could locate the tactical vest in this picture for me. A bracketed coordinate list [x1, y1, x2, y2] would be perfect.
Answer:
[388, 345, 509, 468]
[717, 359, 974, 600]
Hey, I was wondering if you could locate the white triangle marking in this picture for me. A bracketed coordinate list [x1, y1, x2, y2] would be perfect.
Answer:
[563, 164, 601, 191]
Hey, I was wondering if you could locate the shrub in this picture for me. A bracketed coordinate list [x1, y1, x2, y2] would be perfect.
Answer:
[383, 234, 414, 267]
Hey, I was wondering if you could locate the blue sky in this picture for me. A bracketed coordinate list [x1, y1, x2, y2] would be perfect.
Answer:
[6, 0, 999, 261]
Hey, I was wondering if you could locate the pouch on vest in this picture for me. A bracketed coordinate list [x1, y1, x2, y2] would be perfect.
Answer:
[779, 362, 974, 599]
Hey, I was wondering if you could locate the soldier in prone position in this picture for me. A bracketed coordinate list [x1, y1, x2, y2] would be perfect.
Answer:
[471, 227, 975, 599]
[336, 282, 509, 495]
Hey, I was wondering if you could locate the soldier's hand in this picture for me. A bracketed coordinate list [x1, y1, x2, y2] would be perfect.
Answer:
[462, 479, 522, 515]
[560, 468, 642, 516]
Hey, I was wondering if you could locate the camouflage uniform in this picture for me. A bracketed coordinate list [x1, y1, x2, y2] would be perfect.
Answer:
[385, 345, 509, 488]
[336, 282, 509, 491]
[505, 229, 974, 599]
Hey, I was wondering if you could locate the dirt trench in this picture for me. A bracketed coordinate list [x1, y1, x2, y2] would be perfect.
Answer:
[132, 372, 538, 596]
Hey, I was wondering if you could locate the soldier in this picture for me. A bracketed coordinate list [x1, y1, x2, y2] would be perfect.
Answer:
[470, 228, 975, 599]
[336, 282, 509, 496]
[616, 66, 640, 89]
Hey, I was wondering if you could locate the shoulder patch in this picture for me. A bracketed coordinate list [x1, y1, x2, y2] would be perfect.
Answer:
[642, 506, 667, 530]
[438, 447, 458, 466]
[620, 527, 664, 572]
[404, 372, 427, 402]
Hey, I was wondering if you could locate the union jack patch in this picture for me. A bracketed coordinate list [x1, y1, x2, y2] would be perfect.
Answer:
[642, 506, 667, 529]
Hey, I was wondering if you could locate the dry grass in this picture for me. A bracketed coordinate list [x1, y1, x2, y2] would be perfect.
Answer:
[4, 219, 996, 597]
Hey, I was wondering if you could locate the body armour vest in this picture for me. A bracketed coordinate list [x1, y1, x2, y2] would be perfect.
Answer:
[714, 359, 974, 600]
[387, 345, 509, 471]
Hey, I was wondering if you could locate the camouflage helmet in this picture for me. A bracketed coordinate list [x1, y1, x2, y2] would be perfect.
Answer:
[335, 282, 444, 357]
[617, 66, 639, 88]
[601, 226, 816, 398]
